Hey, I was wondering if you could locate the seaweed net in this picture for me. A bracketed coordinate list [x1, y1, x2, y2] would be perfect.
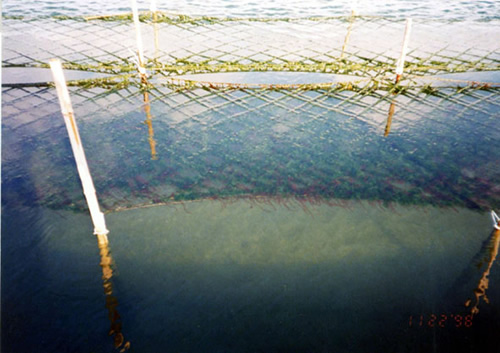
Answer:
[2, 13, 500, 212]
[3, 13, 500, 83]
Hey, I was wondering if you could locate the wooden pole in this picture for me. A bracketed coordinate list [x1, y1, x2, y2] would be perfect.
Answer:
[49, 59, 109, 245]
[385, 20, 412, 135]
[395, 18, 412, 84]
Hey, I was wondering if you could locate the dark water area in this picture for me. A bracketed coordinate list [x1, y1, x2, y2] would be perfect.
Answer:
[1, 206, 112, 352]
[2, 198, 500, 353]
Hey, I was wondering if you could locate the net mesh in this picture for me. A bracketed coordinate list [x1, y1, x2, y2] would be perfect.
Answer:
[2, 13, 500, 212]
[3, 13, 499, 78]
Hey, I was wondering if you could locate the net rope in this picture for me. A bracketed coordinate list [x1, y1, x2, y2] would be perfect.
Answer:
[3, 13, 499, 84]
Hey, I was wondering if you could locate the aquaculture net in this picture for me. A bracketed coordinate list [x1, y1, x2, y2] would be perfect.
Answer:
[3, 12, 500, 80]
[2, 12, 500, 212]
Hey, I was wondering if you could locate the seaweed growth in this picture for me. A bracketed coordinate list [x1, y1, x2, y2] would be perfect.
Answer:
[2, 13, 500, 213]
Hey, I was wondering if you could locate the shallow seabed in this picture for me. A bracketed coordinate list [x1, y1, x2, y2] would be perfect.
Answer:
[2, 199, 500, 352]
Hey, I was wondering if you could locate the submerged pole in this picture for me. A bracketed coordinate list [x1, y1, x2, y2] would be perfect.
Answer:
[395, 18, 412, 84]
[49, 59, 109, 245]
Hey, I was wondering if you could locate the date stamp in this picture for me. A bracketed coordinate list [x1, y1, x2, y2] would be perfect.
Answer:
[408, 314, 473, 328]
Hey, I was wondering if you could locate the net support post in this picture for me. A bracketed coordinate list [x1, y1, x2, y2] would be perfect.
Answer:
[395, 18, 412, 83]
[131, 0, 146, 68]
[49, 59, 109, 244]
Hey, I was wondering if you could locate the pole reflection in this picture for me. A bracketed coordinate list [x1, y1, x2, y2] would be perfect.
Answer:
[340, 10, 356, 59]
[384, 100, 396, 137]
[465, 214, 500, 315]
[143, 89, 158, 160]
[97, 236, 131, 352]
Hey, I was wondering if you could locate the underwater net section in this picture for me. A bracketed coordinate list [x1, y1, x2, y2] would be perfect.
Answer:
[2, 13, 500, 212]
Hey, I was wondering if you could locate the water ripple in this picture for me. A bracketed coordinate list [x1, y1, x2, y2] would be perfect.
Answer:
[3, 0, 499, 21]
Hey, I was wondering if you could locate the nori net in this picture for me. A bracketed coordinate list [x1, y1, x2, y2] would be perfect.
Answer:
[2, 13, 500, 212]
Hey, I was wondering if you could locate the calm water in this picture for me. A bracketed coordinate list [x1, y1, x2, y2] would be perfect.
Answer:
[2, 1, 500, 353]
[2, 0, 500, 20]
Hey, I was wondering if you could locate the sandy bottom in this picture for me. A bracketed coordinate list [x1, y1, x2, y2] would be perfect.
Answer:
[4, 199, 500, 352]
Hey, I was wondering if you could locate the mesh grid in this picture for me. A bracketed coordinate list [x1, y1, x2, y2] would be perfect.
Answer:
[2, 13, 500, 212]
[3, 14, 499, 77]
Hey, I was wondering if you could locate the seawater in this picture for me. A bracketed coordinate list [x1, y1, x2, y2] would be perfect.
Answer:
[2, 1, 500, 353]
[2, 0, 500, 20]
[3, 199, 500, 352]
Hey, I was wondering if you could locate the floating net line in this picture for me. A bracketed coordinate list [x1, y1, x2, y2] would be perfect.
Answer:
[2, 13, 500, 212]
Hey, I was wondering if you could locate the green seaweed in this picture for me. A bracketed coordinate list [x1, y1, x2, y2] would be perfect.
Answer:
[81, 11, 380, 26]
[420, 84, 439, 96]
[2, 15, 25, 20]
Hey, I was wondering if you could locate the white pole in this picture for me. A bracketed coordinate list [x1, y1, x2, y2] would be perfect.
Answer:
[150, 0, 157, 12]
[49, 59, 109, 244]
[131, 0, 145, 68]
[395, 18, 412, 83]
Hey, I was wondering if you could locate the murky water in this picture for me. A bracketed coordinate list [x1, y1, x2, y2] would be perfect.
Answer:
[2, 1, 500, 353]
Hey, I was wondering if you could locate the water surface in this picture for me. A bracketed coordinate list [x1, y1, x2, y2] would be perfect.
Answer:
[3, 0, 499, 20]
